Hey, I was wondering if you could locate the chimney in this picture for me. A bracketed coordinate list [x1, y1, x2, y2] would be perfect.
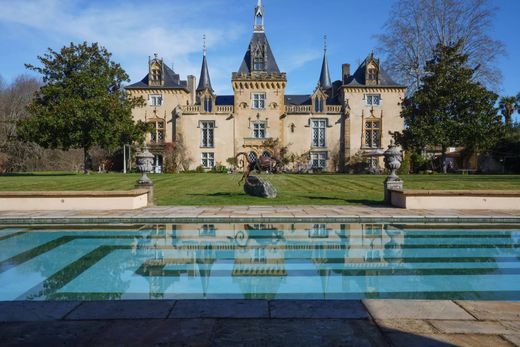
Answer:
[342, 64, 350, 84]
[187, 75, 196, 105]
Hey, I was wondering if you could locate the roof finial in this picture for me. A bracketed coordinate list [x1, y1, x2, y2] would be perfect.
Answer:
[154, 53, 158, 59]
[254, 0, 264, 32]
[203, 34, 207, 56]
[324, 35, 327, 53]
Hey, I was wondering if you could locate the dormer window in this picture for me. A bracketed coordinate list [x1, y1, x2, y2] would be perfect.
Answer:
[253, 57, 265, 71]
[314, 96, 325, 113]
[203, 96, 213, 113]
[151, 68, 161, 81]
[368, 68, 378, 81]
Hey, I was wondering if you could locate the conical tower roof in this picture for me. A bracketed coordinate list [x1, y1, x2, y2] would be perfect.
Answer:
[197, 52, 213, 92]
[318, 38, 332, 90]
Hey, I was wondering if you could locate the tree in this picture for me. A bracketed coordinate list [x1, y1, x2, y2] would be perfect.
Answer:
[18, 42, 147, 173]
[377, 0, 504, 92]
[499, 96, 517, 128]
[0, 75, 42, 172]
[395, 41, 502, 172]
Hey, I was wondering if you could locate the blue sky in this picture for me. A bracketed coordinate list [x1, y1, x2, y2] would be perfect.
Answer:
[0, 0, 518, 103]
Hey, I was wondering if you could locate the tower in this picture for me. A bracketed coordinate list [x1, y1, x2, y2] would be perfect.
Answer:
[197, 35, 215, 113]
[318, 35, 332, 91]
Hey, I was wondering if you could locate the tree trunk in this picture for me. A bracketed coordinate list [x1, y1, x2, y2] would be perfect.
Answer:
[83, 147, 90, 174]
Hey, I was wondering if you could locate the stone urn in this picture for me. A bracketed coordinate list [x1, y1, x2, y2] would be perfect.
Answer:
[383, 140, 403, 204]
[384, 140, 402, 180]
[244, 176, 277, 198]
[136, 145, 154, 184]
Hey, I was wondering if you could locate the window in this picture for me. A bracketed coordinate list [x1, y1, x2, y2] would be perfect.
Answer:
[252, 93, 266, 109]
[151, 67, 161, 82]
[367, 68, 378, 81]
[364, 120, 381, 148]
[149, 94, 162, 107]
[311, 119, 327, 147]
[248, 151, 258, 162]
[253, 57, 265, 71]
[252, 122, 266, 139]
[199, 224, 216, 237]
[314, 96, 324, 113]
[309, 224, 328, 238]
[203, 96, 212, 113]
[310, 152, 327, 169]
[262, 151, 271, 158]
[365, 94, 381, 106]
[149, 121, 165, 144]
[200, 121, 215, 148]
[201, 152, 215, 168]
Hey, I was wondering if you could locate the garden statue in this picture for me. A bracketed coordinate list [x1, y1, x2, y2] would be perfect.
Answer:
[236, 152, 282, 185]
[383, 140, 403, 204]
[135, 145, 155, 205]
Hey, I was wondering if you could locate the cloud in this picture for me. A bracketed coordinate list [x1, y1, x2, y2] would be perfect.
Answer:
[0, 0, 247, 93]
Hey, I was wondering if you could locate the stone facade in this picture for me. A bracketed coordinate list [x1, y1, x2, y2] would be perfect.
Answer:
[126, 1, 406, 172]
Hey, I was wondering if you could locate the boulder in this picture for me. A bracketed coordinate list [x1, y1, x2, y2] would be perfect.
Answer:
[244, 176, 277, 198]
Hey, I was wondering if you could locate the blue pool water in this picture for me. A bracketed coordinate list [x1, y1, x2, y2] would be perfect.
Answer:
[0, 223, 519, 301]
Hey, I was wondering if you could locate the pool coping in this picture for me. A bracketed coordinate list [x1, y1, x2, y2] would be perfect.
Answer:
[1, 205, 520, 225]
[0, 299, 518, 346]
[2, 216, 520, 225]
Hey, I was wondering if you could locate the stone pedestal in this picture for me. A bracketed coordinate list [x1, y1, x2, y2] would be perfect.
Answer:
[384, 178, 403, 205]
[244, 176, 277, 198]
[135, 181, 154, 206]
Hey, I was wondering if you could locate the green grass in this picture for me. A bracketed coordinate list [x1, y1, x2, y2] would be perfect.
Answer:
[1, 173, 520, 206]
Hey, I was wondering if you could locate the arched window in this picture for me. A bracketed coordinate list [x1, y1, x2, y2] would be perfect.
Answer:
[262, 151, 271, 158]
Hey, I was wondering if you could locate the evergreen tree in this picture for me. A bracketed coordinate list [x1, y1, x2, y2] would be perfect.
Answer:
[19, 42, 147, 173]
[395, 41, 502, 172]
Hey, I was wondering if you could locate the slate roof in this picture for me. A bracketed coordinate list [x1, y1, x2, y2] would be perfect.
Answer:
[318, 53, 332, 90]
[238, 32, 280, 74]
[285, 95, 311, 105]
[126, 64, 188, 90]
[216, 95, 234, 105]
[343, 55, 403, 87]
[197, 55, 213, 92]
[284, 92, 342, 106]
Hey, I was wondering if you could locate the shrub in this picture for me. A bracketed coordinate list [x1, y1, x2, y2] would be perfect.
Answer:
[211, 163, 228, 173]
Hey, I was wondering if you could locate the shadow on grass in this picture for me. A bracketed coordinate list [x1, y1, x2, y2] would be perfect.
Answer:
[188, 192, 245, 198]
[0, 173, 77, 177]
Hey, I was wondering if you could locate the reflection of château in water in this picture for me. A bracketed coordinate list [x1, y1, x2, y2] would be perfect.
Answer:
[136, 223, 405, 299]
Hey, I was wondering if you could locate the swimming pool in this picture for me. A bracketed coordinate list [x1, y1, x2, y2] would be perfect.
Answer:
[0, 223, 519, 301]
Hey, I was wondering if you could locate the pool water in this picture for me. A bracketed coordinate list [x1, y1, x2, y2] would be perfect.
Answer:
[0, 223, 519, 301]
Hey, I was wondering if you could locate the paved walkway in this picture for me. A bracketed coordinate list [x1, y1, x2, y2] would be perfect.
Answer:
[1, 205, 520, 224]
[0, 299, 518, 346]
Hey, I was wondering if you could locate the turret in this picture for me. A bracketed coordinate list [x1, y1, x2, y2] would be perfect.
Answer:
[318, 35, 332, 91]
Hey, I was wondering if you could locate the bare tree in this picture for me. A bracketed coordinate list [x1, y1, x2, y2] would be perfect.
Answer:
[376, 0, 505, 92]
[0, 75, 42, 172]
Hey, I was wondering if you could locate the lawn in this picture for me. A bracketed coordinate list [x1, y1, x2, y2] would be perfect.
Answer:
[1, 173, 520, 206]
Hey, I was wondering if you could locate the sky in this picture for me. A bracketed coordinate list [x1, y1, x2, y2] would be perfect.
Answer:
[0, 0, 519, 105]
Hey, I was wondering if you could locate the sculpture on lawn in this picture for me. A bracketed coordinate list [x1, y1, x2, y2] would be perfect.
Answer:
[235, 152, 282, 185]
